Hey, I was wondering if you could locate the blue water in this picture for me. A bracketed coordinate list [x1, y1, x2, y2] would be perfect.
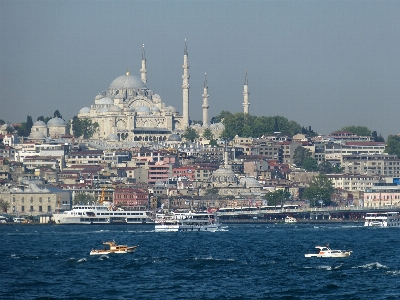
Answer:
[1, 223, 400, 299]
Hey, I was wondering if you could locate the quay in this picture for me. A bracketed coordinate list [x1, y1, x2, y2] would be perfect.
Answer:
[217, 206, 399, 223]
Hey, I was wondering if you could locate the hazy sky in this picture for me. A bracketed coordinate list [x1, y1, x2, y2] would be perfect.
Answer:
[1, 0, 399, 138]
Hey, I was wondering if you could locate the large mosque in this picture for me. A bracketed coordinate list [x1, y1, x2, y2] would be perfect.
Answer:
[77, 42, 249, 143]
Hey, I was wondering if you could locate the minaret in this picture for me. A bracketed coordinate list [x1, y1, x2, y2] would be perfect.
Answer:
[182, 39, 190, 128]
[202, 73, 209, 127]
[243, 71, 250, 114]
[140, 44, 147, 83]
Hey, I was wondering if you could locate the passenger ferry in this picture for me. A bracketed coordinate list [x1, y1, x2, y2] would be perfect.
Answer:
[364, 212, 400, 227]
[53, 205, 154, 225]
[155, 211, 222, 232]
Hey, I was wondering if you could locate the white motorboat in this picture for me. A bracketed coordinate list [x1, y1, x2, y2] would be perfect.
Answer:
[305, 245, 352, 258]
[285, 216, 297, 223]
[53, 205, 154, 225]
[364, 212, 400, 227]
[155, 210, 222, 232]
[90, 241, 138, 255]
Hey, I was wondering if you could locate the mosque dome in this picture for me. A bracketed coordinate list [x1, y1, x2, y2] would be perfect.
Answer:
[97, 107, 109, 113]
[47, 117, 66, 126]
[28, 131, 46, 140]
[108, 105, 122, 112]
[168, 134, 181, 142]
[95, 97, 113, 105]
[210, 166, 237, 184]
[239, 177, 262, 188]
[210, 122, 225, 130]
[151, 106, 160, 112]
[0, 124, 9, 131]
[79, 107, 90, 114]
[33, 120, 47, 127]
[106, 134, 119, 141]
[95, 94, 103, 100]
[167, 106, 177, 113]
[124, 107, 135, 112]
[109, 73, 147, 90]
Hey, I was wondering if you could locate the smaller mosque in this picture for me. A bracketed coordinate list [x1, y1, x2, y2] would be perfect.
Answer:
[28, 117, 68, 141]
[76, 42, 250, 143]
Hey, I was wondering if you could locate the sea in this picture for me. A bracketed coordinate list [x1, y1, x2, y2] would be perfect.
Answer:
[1, 223, 400, 300]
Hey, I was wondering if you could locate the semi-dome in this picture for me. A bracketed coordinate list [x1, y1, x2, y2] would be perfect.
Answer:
[95, 94, 103, 100]
[79, 107, 90, 114]
[168, 134, 181, 142]
[47, 117, 66, 126]
[106, 133, 119, 141]
[136, 106, 150, 113]
[95, 97, 113, 105]
[108, 105, 122, 112]
[109, 73, 147, 90]
[151, 106, 160, 112]
[33, 120, 47, 126]
[124, 107, 135, 112]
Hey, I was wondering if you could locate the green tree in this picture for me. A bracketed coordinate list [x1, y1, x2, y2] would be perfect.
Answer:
[340, 126, 371, 136]
[0, 119, 5, 125]
[371, 131, 385, 142]
[26, 116, 33, 133]
[264, 189, 291, 207]
[5, 124, 14, 134]
[53, 110, 62, 119]
[385, 135, 400, 158]
[293, 146, 311, 167]
[303, 175, 335, 207]
[182, 127, 199, 142]
[73, 193, 95, 205]
[212, 110, 232, 123]
[0, 198, 10, 213]
[72, 117, 99, 139]
[302, 157, 319, 171]
[318, 161, 333, 174]
[202, 128, 214, 140]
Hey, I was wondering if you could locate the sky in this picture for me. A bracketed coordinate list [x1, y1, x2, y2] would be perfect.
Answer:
[1, 0, 399, 138]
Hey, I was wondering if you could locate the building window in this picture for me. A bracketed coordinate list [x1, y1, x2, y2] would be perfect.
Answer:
[39, 206, 42, 212]
[39, 197, 42, 203]
[31, 197, 33, 203]
[47, 206, 52, 212]
[21, 206, 25, 212]
[30, 206, 34, 212]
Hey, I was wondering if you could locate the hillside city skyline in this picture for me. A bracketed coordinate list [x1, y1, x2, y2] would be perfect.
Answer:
[1, 1, 400, 138]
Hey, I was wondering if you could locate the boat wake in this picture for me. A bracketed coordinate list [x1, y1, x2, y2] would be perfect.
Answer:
[354, 262, 389, 270]
[77, 258, 87, 263]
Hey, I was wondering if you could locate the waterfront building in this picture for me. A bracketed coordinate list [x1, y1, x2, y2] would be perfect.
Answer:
[363, 184, 400, 207]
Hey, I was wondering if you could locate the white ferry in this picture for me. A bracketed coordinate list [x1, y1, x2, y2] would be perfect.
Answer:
[53, 205, 154, 225]
[364, 212, 400, 227]
[155, 211, 222, 232]
[285, 216, 297, 223]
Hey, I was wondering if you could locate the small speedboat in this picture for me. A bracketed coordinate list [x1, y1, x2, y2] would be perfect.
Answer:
[90, 241, 138, 255]
[305, 245, 352, 258]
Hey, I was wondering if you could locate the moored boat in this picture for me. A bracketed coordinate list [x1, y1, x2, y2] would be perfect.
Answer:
[364, 212, 400, 227]
[305, 245, 352, 258]
[285, 216, 297, 223]
[90, 241, 138, 255]
[155, 210, 222, 232]
[53, 205, 154, 225]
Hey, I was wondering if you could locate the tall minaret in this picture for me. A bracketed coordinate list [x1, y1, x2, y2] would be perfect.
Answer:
[202, 73, 209, 127]
[140, 44, 147, 84]
[243, 71, 250, 114]
[182, 39, 190, 128]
